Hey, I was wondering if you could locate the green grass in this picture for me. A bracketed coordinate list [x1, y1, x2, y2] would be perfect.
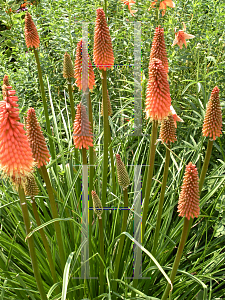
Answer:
[0, 0, 225, 299]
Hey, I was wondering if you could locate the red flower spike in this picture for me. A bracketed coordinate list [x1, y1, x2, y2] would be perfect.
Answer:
[177, 162, 200, 220]
[24, 12, 40, 49]
[150, 26, 169, 73]
[202, 86, 222, 140]
[0, 86, 34, 183]
[93, 8, 114, 71]
[73, 103, 93, 150]
[74, 40, 95, 91]
[26, 108, 51, 168]
[145, 58, 171, 120]
[159, 113, 177, 144]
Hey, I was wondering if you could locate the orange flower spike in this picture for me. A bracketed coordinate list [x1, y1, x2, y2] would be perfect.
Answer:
[93, 8, 114, 71]
[26, 108, 51, 168]
[121, 0, 138, 16]
[74, 40, 95, 91]
[202, 86, 222, 140]
[24, 12, 40, 49]
[150, 26, 169, 73]
[159, 113, 177, 144]
[170, 105, 184, 128]
[0, 86, 34, 182]
[172, 23, 195, 49]
[73, 103, 93, 150]
[177, 162, 200, 220]
[145, 58, 171, 120]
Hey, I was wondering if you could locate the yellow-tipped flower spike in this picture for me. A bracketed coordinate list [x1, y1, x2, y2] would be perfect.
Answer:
[24, 174, 39, 197]
[202, 86, 222, 140]
[116, 154, 130, 190]
[101, 90, 112, 116]
[177, 162, 200, 220]
[159, 113, 177, 144]
[24, 12, 40, 49]
[63, 52, 74, 79]
[91, 190, 103, 218]
[26, 108, 51, 168]
[2, 75, 10, 99]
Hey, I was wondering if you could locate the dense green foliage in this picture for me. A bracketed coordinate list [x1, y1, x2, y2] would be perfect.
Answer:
[0, 0, 224, 299]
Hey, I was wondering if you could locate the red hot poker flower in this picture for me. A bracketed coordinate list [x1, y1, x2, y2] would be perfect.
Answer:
[73, 103, 93, 150]
[172, 23, 195, 49]
[150, 26, 169, 73]
[202, 86, 222, 140]
[177, 162, 200, 220]
[74, 39, 95, 91]
[24, 12, 40, 49]
[0, 86, 34, 182]
[145, 58, 171, 120]
[26, 108, 51, 168]
[93, 8, 114, 71]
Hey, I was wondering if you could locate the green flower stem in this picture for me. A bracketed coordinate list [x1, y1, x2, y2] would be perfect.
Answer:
[33, 48, 55, 161]
[67, 79, 75, 123]
[40, 165, 66, 271]
[101, 70, 109, 210]
[142, 120, 158, 239]
[108, 127, 116, 195]
[199, 139, 213, 192]
[104, 0, 107, 19]
[113, 188, 129, 292]
[161, 218, 190, 300]
[82, 148, 87, 165]
[18, 186, 47, 300]
[152, 144, 171, 257]
[88, 93, 94, 278]
[98, 217, 105, 294]
[31, 198, 59, 291]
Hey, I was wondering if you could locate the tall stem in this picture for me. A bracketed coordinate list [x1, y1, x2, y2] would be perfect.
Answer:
[31, 198, 59, 290]
[40, 165, 66, 271]
[67, 79, 75, 123]
[18, 186, 47, 300]
[113, 188, 129, 293]
[142, 120, 158, 239]
[101, 70, 109, 209]
[104, 0, 107, 19]
[88, 93, 94, 278]
[108, 127, 116, 195]
[161, 218, 190, 300]
[152, 144, 170, 256]
[33, 48, 55, 161]
[99, 217, 105, 294]
[199, 140, 213, 192]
